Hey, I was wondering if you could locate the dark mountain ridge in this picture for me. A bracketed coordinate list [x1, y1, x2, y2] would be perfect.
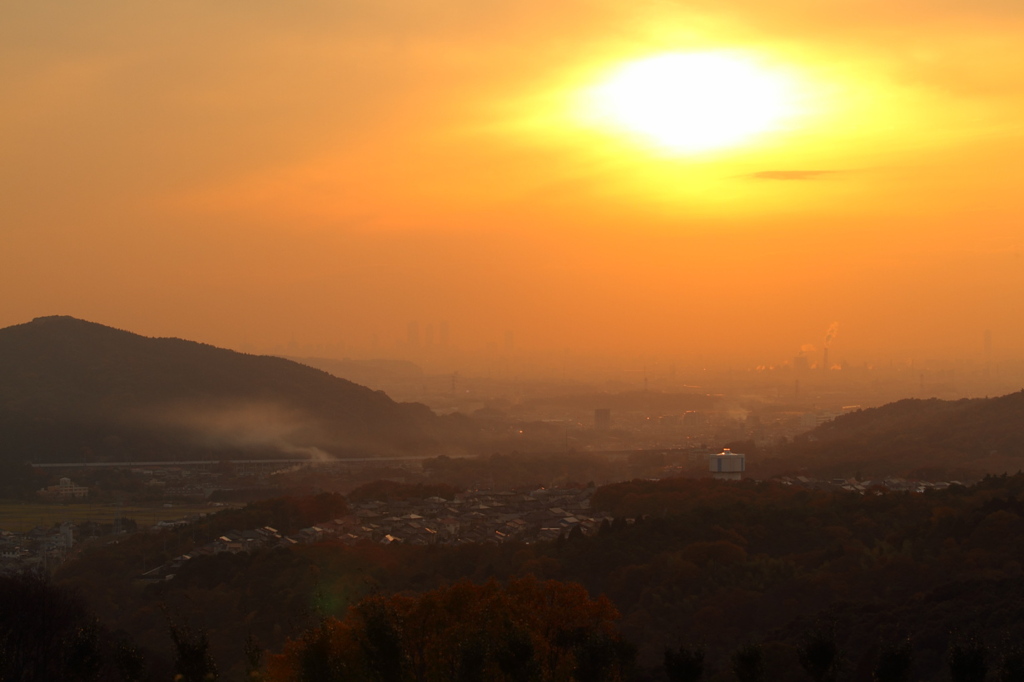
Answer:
[780, 390, 1024, 477]
[0, 316, 472, 462]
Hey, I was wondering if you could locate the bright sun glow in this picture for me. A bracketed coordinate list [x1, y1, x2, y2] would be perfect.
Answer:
[585, 52, 800, 154]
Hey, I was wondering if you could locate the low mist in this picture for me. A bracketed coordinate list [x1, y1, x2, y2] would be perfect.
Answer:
[145, 401, 335, 461]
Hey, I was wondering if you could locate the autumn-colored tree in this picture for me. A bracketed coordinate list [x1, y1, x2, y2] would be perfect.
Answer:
[268, 577, 633, 682]
[291, 619, 354, 682]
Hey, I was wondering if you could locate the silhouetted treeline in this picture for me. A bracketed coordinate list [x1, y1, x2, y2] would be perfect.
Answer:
[0, 571, 153, 681]
[46, 474, 1024, 679]
[422, 452, 635, 490]
[16, 566, 1024, 681]
[0, 461, 44, 499]
[346, 479, 461, 503]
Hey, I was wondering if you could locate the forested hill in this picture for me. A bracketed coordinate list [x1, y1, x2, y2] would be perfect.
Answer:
[0, 316, 474, 463]
[780, 391, 1024, 478]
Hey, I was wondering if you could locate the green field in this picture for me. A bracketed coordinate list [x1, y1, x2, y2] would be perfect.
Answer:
[0, 501, 235, 533]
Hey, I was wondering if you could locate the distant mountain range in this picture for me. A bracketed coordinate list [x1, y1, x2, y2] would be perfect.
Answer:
[781, 391, 1024, 478]
[0, 316, 476, 463]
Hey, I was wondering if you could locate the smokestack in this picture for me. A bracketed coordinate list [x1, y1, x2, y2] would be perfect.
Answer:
[822, 322, 838, 372]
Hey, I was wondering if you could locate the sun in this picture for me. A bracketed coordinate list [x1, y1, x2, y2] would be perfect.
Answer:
[584, 52, 800, 154]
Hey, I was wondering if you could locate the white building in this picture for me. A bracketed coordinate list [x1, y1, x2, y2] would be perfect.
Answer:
[709, 448, 745, 481]
[39, 477, 89, 499]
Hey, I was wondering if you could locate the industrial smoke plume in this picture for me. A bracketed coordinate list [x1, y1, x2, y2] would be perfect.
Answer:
[824, 322, 840, 349]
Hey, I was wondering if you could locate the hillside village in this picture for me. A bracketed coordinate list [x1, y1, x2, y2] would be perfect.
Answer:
[134, 472, 969, 584]
[0, 470, 972, 579]
[137, 485, 604, 583]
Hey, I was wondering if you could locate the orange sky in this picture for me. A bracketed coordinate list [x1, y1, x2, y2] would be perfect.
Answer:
[2, 0, 1023, 370]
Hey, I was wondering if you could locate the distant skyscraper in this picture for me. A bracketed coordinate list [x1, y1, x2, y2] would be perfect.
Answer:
[407, 321, 420, 347]
[424, 323, 434, 347]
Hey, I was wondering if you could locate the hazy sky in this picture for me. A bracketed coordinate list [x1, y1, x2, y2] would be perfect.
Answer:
[3, 1, 1023, 368]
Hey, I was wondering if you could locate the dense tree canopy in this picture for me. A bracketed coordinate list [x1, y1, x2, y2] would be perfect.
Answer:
[268, 577, 634, 682]
[43, 474, 1024, 679]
